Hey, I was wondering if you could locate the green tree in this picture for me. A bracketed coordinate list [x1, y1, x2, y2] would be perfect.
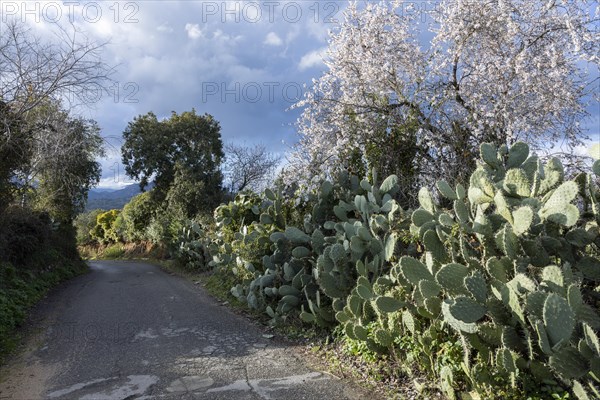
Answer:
[91, 210, 121, 244]
[0, 101, 27, 212]
[33, 113, 104, 223]
[119, 191, 155, 241]
[1, 19, 111, 215]
[121, 109, 224, 215]
[74, 209, 104, 245]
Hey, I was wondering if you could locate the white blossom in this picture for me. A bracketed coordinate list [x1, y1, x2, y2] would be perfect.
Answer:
[286, 0, 599, 186]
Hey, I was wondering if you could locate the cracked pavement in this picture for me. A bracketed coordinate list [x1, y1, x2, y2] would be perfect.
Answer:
[0, 261, 372, 399]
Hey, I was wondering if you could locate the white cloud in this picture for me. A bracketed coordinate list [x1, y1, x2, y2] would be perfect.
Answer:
[298, 48, 327, 71]
[185, 23, 203, 39]
[15, 2, 342, 183]
[264, 32, 283, 46]
[157, 23, 173, 33]
[96, 175, 135, 190]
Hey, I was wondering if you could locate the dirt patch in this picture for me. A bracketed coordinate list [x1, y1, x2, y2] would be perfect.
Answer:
[0, 325, 60, 400]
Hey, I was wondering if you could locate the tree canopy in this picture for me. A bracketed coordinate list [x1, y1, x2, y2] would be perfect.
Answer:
[0, 20, 108, 221]
[288, 0, 599, 197]
[121, 109, 225, 216]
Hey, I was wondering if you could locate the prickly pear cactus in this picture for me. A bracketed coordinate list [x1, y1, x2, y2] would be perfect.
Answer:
[410, 141, 600, 398]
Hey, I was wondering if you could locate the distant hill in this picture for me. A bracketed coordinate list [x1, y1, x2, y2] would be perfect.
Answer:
[85, 182, 154, 211]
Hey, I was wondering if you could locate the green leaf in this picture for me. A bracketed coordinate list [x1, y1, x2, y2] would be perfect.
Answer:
[373, 328, 393, 347]
[454, 200, 469, 223]
[356, 283, 374, 300]
[300, 311, 316, 323]
[573, 380, 590, 400]
[448, 296, 486, 323]
[333, 205, 348, 222]
[285, 227, 311, 244]
[438, 213, 455, 227]
[549, 347, 589, 379]
[507, 142, 529, 168]
[512, 206, 533, 236]
[501, 285, 525, 326]
[423, 230, 448, 261]
[380, 174, 399, 194]
[437, 180, 458, 200]
[456, 183, 466, 200]
[384, 233, 397, 261]
[539, 158, 564, 195]
[577, 257, 600, 282]
[494, 190, 513, 224]
[497, 348, 517, 374]
[418, 279, 442, 299]
[442, 300, 478, 333]
[593, 160, 600, 176]
[436, 263, 469, 293]
[543, 293, 575, 347]
[468, 187, 493, 205]
[400, 256, 434, 285]
[542, 204, 580, 227]
[280, 295, 300, 307]
[497, 224, 519, 259]
[412, 208, 434, 227]
[541, 265, 564, 288]
[292, 246, 311, 259]
[418, 187, 435, 213]
[543, 181, 579, 209]
[279, 285, 301, 297]
[465, 272, 488, 303]
[319, 273, 344, 298]
[374, 296, 405, 313]
[503, 168, 531, 197]
[583, 323, 600, 357]
[264, 188, 276, 201]
[320, 180, 333, 197]
[353, 324, 368, 341]
[480, 143, 499, 167]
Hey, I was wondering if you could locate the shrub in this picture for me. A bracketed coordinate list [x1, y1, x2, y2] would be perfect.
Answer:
[102, 243, 125, 259]
[90, 209, 121, 244]
[184, 141, 600, 399]
[120, 191, 155, 242]
[395, 142, 600, 399]
[74, 209, 103, 245]
[0, 207, 52, 266]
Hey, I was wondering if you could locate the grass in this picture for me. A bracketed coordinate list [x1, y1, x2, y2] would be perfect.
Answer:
[78, 241, 168, 261]
[0, 259, 88, 363]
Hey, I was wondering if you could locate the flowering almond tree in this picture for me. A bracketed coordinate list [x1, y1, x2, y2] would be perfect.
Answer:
[288, 0, 599, 199]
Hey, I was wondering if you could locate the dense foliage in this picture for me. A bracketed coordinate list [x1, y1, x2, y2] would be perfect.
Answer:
[0, 20, 109, 357]
[0, 207, 87, 359]
[173, 142, 600, 399]
[121, 109, 225, 215]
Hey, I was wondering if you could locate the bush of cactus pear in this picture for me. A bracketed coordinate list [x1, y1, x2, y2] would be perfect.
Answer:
[175, 141, 600, 399]
[405, 142, 600, 399]
[173, 221, 213, 271]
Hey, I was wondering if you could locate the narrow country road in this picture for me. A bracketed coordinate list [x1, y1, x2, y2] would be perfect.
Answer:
[0, 261, 370, 400]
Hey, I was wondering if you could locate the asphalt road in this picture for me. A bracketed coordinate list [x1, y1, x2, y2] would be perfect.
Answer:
[0, 261, 370, 400]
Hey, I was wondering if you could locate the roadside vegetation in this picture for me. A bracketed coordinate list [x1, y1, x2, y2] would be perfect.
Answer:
[3, 1, 598, 398]
[74, 1, 599, 398]
[0, 20, 111, 359]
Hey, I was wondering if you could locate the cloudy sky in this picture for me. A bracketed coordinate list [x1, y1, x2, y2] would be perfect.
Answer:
[5, 0, 349, 188]
[2, 1, 598, 188]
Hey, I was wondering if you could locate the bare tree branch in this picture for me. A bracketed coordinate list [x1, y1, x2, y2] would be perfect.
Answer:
[224, 143, 281, 194]
[0, 19, 114, 117]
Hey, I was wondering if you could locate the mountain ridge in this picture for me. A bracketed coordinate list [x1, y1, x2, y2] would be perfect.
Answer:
[85, 182, 154, 211]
